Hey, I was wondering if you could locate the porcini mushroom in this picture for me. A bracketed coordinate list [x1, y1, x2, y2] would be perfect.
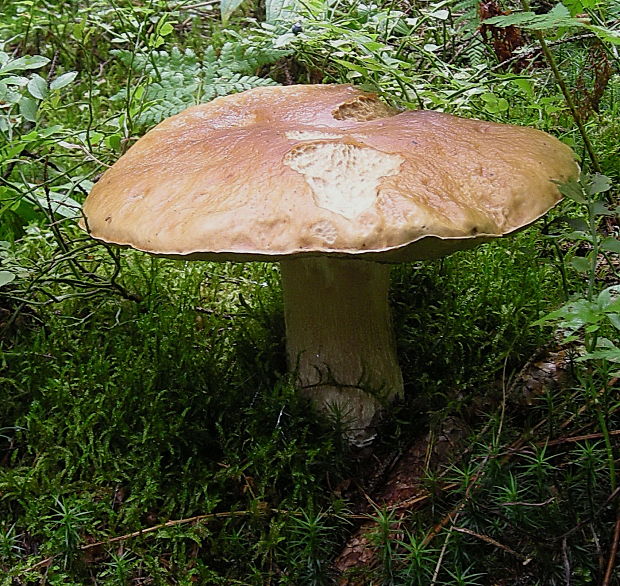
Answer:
[81, 84, 578, 445]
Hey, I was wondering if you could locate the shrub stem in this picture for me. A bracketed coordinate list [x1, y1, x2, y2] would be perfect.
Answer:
[520, 0, 601, 173]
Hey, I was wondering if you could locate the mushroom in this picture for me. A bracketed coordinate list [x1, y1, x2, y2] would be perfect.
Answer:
[81, 84, 578, 445]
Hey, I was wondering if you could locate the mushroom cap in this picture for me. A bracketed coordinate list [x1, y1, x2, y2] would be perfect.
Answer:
[81, 84, 578, 262]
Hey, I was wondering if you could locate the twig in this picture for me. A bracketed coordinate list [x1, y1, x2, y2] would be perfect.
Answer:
[22, 508, 367, 574]
[602, 505, 620, 586]
[503, 378, 618, 458]
[418, 396, 618, 547]
[20, 556, 54, 574]
[538, 428, 620, 448]
[22, 510, 266, 574]
[452, 526, 532, 564]
[426, 451, 492, 544]
[423, 501, 465, 548]
[371, 376, 617, 520]
[58, 141, 110, 168]
[490, 33, 597, 71]
[562, 535, 571, 585]
[388, 487, 456, 511]
[430, 513, 458, 586]
[81, 510, 265, 550]
[558, 486, 620, 541]
[172, 1, 219, 10]
[501, 497, 555, 507]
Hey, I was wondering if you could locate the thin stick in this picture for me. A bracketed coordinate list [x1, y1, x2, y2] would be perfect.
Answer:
[423, 502, 465, 548]
[58, 140, 110, 168]
[490, 33, 596, 71]
[452, 526, 532, 564]
[81, 510, 258, 550]
[562, 535, 571, 585]
[602, 506, 620, 586]
[538, 428, 620, 448]
[501, 497, 556, 507]
[430, 513, 458, 586]
[173, 0, 218, 9]
[558, 486, 620, 540]
[22, 508, 367, 574]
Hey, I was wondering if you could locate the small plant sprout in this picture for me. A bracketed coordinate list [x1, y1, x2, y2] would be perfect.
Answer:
[43, 497, 93, 569]
[0, 523, 24, 562]
[81, 84, 578, 445]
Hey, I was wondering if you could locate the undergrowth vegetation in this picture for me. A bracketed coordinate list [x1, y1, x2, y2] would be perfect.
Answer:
[0, 0, 618, 583]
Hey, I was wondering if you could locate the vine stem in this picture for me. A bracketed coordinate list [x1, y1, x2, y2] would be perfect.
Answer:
[520, 0, 601, 173]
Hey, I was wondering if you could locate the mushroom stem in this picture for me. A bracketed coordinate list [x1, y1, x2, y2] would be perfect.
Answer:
[280, 257, 403, 445]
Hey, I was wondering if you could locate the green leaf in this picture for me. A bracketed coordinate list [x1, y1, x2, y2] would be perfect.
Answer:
[589, 24, 620, 45]
[577, 349, 620, 363]
[570, 256, 590, 273]
[1, 140, 27, 162]
[2, 75, 28, 86]
[158, 22, 174, 36]
[110, 45, 282, 126]
[562, 0, 596, 15]
[0, 271, 15, 288]
[106, 133, 122, 151]
[534, 298, 601, 332]
[220, 0, 247, 23]
[557, 179, 585, 203]
[597, 286, 620, 312]
[482, 93, 508, 113]
[484, 4, 578, 31]
[27, 74, 48, 99]
[565, 217, 589, 232]
[577, 338, 620, 363]
[587, 173, 612, 196]
[0, 82, 21, 105]
[50, 71, 78, 90]
[565, 231, 594, 243]
[332, 58, 369, 75]
[590, 201, 613, 216]
[510, 78, 533, 97]
[266, 0, 302, 23]
[34, 190, 81, 219]
[600, 237, 620, 254]
[0, 55, 49, 75]
[18, 96, 38, 122]
[429, 9, 450, 20]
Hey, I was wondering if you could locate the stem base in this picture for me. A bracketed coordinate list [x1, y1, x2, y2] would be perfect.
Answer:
[281, 257, 403, 445]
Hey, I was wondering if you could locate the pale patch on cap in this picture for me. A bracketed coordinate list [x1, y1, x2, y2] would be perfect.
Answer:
[285, 130, 344, 141]
[284, 142, 403, 220]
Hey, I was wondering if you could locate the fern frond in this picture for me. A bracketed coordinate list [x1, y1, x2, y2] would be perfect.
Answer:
[451, 0, 482, 31]
[462, 38, 489, 67]
[111, 42, 289, 127]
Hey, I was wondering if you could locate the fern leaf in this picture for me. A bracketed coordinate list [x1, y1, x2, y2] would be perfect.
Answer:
[110, 42, 287, 127]
[484, 4, 581, 30]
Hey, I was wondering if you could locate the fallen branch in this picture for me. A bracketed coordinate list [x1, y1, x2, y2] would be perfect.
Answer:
[538, 428, 620, 448]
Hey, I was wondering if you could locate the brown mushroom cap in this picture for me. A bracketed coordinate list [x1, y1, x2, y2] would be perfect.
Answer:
[82, 84, 578, 262]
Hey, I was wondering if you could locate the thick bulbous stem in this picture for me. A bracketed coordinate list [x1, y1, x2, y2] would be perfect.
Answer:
[280, 257, 403, 445]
